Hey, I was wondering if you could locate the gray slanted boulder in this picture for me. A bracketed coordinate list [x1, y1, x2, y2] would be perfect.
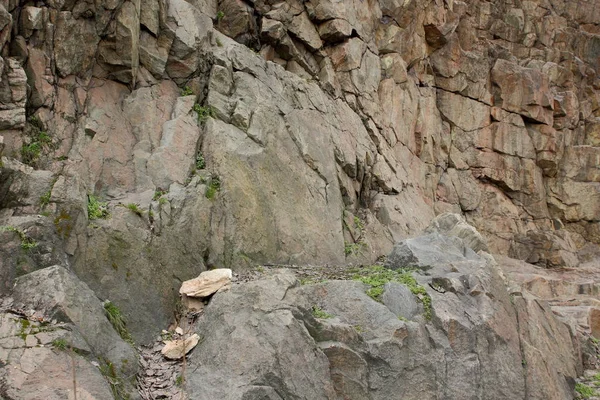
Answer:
[385, 231, 480, 271]
[11, 265, 138, 377]
[0, 311, 115, 400]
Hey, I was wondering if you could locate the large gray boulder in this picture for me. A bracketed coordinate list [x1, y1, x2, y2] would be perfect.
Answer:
[385, 231, 480, 271]
[11, 266, 138, 377]
[185, 270, 337, 399]
[0, 312, 114, 400]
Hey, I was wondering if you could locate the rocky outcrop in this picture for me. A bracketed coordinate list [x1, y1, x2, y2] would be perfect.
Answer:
[0, 0, 597, 390]
[0, 265, 140, 399]
[181, 228, 582, 399]
[0, 311, 115, 400]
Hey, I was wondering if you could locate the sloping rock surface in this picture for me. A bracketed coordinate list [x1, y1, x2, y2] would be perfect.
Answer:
[0, 0, 599, 343]
[183, 231, 581, 399]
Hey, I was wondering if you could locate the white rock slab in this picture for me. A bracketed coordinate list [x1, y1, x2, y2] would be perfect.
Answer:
[179, 269, 232, 298]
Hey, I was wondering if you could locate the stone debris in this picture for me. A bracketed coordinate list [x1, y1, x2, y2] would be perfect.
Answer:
[161, 333, 200, 360]
[179, 269, 232, 298]
[139, 338, 188, 400]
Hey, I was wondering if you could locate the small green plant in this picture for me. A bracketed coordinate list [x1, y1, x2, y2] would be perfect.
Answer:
[575, 383, 596, 399]
[344, 241, 366, 256]
[216, 37, 223, 47]
[353, 216, 364, 231]
[125, 203, 144, 217]
[21, 120, 53, 166]
[195, 152, 206, 169]
[88, 195, 109, 220]
[205, 175, 221, 199]
[51, 338, 69, 351]
[40, 189, 51, 207]
[21, 142, 42, 165]
[175, 374, 184, 386]
[0, 226, 38, 250]
[180, 86, 194, 96]
[216, 10, 225, 23]
[311, 306, 333, 319]
[158, 197, 168, 206]
[153, 188, 168, 201]
[343, 213, 367, 257]
[99, 359, 130, 400]
[192, 104, 216, 123]
[103, 301, 134, 345]
[353, 265, 432, 320]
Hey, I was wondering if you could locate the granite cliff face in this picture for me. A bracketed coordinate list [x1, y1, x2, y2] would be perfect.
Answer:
[0, 0, 599, 398]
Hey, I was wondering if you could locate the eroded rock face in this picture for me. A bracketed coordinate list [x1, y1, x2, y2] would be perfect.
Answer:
[0, 312, 115, 400]
[10, 266, 138, 376]
[0, 0, 597, 359]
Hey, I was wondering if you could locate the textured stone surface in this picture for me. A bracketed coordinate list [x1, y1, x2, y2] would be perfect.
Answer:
[184, 239, 581, 400]
[179, 268, 232, 297]
[11, 266, 138, 376]
[0, 1, 597, 396]
[0, 313, 115, 400]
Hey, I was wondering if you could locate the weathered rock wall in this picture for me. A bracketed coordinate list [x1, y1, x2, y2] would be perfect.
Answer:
[0, 0, 599, 342]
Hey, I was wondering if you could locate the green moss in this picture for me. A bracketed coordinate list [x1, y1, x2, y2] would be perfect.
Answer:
[54, 209, 73, 238]
[353, 265, 432, 320]
[216, 10, 225, 23]
[311, 306, 333, 319]
[88, 195, 109, 220]
[575, 383, 596, 399]
[18, 319, 31, 340]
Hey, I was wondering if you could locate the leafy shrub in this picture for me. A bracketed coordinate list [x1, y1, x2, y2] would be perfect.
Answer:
[88, 195, 109, 220]
[192, 104, 216, 123]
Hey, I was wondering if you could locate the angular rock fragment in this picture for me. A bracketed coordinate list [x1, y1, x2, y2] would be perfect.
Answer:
[161, 333, 200, 359]
[179, 268, 232, 298]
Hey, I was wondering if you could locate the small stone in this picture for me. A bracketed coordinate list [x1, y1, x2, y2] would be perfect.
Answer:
[179, 269, 232, 298]
[25, 335, 38, 347]
[175, 327, 183, 335]
[161, 334, 200, 360]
